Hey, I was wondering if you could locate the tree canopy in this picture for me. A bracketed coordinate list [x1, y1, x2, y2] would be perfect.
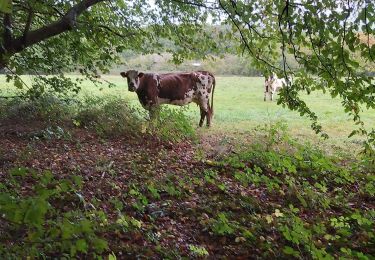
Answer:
[0, 0, 374, 151]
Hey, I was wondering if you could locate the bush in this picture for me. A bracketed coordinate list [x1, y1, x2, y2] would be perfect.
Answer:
[0, 94, 75, 123]
[75, 95, 145, 137]
[148, 106, 197, 143]
[75, 96, 196, 142]
[0, 94, 196, 142]
[213, 122, 375, 259]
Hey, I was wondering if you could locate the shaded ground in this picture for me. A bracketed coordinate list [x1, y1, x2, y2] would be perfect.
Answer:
[0, 120, 257, 258]
[0, 119, 374, 259]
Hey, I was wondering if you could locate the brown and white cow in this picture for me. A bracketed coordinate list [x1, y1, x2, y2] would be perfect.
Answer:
[120, 70, 215, 127]
[264, 73, 287, 101]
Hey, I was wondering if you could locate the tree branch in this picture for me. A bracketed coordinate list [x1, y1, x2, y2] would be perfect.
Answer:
[10, 0, 108, 54]
[89, 23, 137, 39]
[22, 4, 34, 44]
[364, 4, 374, 62]
[218, 0, 278, 72]
[170, 0, 220, 10]
[3, 14, 12, 50]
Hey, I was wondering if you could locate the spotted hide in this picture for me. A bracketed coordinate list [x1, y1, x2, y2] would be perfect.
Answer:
[120, 70, 216, 127]
[264, 73, 287, 101]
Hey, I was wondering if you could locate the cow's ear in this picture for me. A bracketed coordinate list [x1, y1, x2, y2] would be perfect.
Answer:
[138, 72, 144, 78]
[120, 72, 127, 78]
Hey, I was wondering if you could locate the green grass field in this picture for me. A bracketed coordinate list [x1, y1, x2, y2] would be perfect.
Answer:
[1, 75, 374, 150]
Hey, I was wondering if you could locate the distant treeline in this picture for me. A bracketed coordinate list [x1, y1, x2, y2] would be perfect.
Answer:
[111, 52, 263, 76]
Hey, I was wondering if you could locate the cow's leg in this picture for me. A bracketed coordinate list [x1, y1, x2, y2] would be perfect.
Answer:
[271, 91, 274, 101]
[206, 100, 212, 127]
[264, 91, 267, 101]
[149, 106, 159, 120]
[198, 100, 210, 128]
[199, 107, 206, 127]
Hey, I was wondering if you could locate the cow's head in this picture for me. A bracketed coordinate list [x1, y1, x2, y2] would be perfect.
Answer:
[120, 70, 144, 92]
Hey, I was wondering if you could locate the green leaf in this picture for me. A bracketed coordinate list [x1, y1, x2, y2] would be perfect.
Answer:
[283, 246, 300, 256]
[76, 239, 88, 253]
[61, 220, 75, 239]
[92, 238, 108, 253]
[24, 198, 48, 226]
[10, 167, 28, 177]
[0, 0, 12, 14]
[14, 77, 23, 89]
[108, 252, 117, 260]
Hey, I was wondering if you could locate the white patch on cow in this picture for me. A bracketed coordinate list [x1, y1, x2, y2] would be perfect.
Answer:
[194, 74, 213, 111]
[198, 75, 209, 89]
[153, 74, 160, 88]
[264, 74, 287, 101]
[132, 79, 139, 89]
[125, 70, 142, 91]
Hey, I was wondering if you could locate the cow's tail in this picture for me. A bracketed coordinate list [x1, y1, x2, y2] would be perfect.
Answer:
[210, 74, 215, 116]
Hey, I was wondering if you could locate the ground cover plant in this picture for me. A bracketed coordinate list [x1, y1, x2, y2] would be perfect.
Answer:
[0, 89, 374, 258]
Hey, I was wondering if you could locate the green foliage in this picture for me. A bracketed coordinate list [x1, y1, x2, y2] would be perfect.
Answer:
[0, 94, 74, 123]
[0, 168, 109, 258]
[218, 0, 375, 149]
[210, 213, 237, 236]
[148, 106, 197, 142]
[116, 214, 142, 232]
[0, 0, 11, 13]
[277, 207, 375, 259]
[0, 93, 196, 142]
[188, 244, 209, 257]
[128, 185, 149, 212]
[2, 0, 218, 99]
[75, 95, 145, 137]
[119, 52, 261, 76]
[75, 96, 196, 141]
[213, 121, 375, 258]
[1, 0, 375, 149]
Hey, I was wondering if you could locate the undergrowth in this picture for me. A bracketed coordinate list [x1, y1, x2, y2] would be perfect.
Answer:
[0, 168, 109, 258]
[213, 121, 375, 259]
[0, 94, 196, 142]
[1, 97, 374, 258]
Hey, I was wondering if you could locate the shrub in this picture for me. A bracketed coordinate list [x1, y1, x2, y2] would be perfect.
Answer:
[75, 95, 145, 137]
[0, 94, 75, 123]
[148, 106, 197, 142]
[0, 94, 196, 142]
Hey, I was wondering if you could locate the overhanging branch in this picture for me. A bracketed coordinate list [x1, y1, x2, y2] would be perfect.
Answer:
[22, 4, 34, 44]
[10, 0, 108, 54]
[3, 14, 12, 50]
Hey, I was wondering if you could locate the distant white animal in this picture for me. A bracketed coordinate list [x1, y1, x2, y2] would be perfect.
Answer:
[264, 73, 287, 101]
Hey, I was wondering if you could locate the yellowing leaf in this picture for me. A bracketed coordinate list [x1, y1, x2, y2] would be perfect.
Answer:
[265, 215, 273, 224]
[274, 209, 283, 217]
[235, 236, 246, 243]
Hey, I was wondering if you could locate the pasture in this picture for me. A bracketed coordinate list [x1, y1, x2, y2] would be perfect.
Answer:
[3, 74, 372, 151]
[79, 75, 375, 145]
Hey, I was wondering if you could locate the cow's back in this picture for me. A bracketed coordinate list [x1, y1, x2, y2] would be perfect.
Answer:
[158, 73, 196, 101]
